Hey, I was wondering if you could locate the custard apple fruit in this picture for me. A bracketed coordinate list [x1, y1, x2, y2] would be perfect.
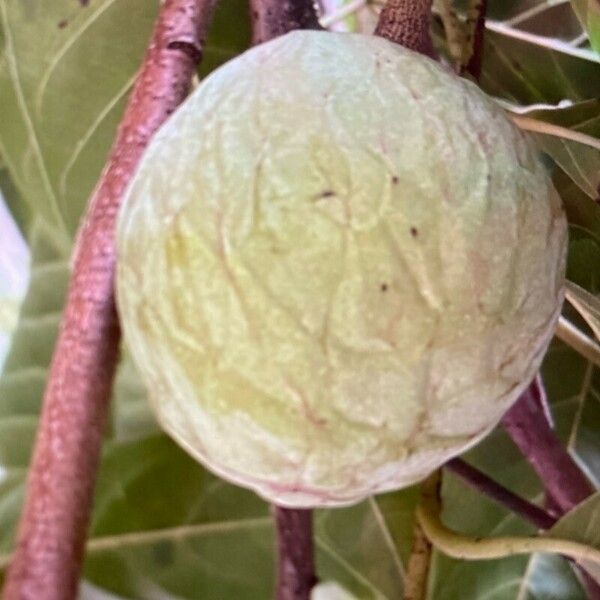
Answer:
[116, 31, 567, 507]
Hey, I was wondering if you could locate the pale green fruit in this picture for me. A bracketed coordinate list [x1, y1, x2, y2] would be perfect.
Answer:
[116, 30, 567, 507]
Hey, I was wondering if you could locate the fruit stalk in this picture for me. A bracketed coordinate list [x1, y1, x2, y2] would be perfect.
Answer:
[2, 1, 217, 598]
[274, 507, 317, 600]
[249, 3, 323, 598]
[374, 0, 436, 58]
[249, 0, 323, 45]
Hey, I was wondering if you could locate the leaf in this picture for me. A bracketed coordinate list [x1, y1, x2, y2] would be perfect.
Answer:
[500, 1, 583, 42]
[83, 436, 418, 599]
[0, 0, 250, 239]
[480, 21, 600, 105]
[546, 492, 600, 583]
[514, 100, 600, 201]
[427, 333, 599, 599]
[566, 280, 600, 339]
[0, 219, 68, 555]
[571, 0, 600, 50]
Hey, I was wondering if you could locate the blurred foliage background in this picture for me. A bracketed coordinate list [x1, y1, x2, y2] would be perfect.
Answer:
[0, 1, 599, 598]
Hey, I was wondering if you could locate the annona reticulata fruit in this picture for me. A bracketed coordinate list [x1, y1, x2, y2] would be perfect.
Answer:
[116, 30, 567, 507]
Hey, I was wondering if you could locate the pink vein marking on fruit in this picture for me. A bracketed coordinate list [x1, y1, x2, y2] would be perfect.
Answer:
[282, 376, 327, 428]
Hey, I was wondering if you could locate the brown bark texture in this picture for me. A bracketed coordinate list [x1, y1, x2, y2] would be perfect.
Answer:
[274, 507, 317, 600]
[375, 0, 436, 59]
[249, 0, 322, 45]
[2, 1, 217, 598]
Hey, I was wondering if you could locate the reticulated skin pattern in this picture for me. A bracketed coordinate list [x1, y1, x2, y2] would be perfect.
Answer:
[116, 30, 567, 507]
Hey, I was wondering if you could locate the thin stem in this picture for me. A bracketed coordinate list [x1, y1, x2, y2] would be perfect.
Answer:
[416, 473, 600, 565]
[2, 2, 217, 598]
[249, 0, 322, 45]
[404, 518, 433, 600]
[374, 0, 437, 58]
[502, 376, 594, 515]
[445, 458, 557, 529]
[462, 0, 487, 80]
[274, 507, 317, 600]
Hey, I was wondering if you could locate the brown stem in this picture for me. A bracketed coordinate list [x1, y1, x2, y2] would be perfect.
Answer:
[274, 507, 317, 600]
[404, 518, 433, 600]
[502, 376, 594, 515]
[445, 458, 557, 530]
[374, 0, 436, 59]
[503, 377, 600, 598]
[2, 2, 217, 598]
[249, 6, 321, 599]
[249, 0, 322, 45]
[462, 0, 487, 80]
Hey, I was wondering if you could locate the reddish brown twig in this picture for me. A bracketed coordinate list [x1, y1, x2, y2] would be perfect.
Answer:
[273, 507, 317, 600]
[249, 0, 322, 45]
[374, 0, 436, 59]
[502, 376, 594, 515]
[462, 0, 487, 80]
[445, 458, 557, 530]
[2, 2, 217, 598]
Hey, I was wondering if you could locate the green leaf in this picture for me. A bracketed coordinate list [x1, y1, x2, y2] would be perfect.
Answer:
[480, 22, 600, 104]
[571, 0, 600, 51]
[0, 0, 250, 240]
[520, 100, 600, 201]
[547, 492, 600, 583]
[0, 219, 68, 555]
[566, 280, 600, 339]
[427, 334, 599, 599]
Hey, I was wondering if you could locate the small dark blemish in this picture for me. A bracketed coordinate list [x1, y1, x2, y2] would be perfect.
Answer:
[410, 227, 418, 237]
[391, 175, 399, 185]
[318, 190, 335, 199]
[78, 0, 90, 6]
[380, 283, 388, 292]
[58, 19, 68, 28]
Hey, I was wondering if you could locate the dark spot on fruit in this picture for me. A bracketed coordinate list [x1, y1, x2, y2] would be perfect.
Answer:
[58, 18, 68, 28]
[380, 283, 388, 292]
[410, 227, 418, 237]
[392, 175, 399, 184]
[318, 190, 335, 199]
[78, 0, 89, 6]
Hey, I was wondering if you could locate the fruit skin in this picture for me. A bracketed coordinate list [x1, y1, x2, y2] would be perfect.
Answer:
[116, 30, 567, 507]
